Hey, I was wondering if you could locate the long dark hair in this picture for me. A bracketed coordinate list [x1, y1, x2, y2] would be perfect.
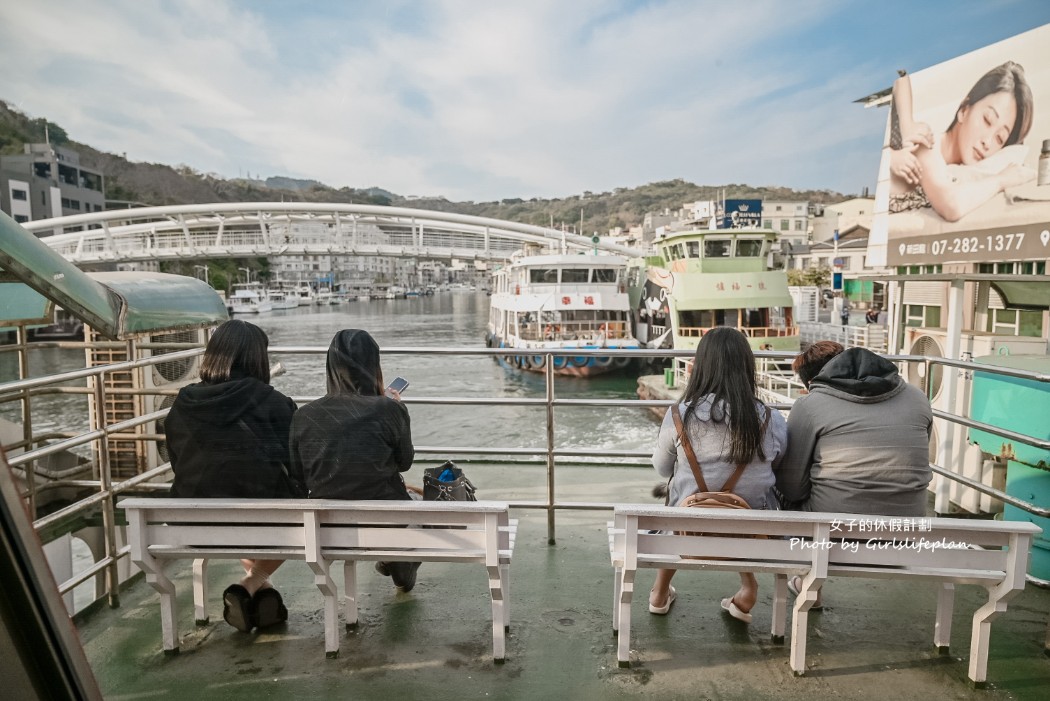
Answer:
[680, 327, 766, 464]
[199, 319, 270, 384]
[947, 61, 1034, 146]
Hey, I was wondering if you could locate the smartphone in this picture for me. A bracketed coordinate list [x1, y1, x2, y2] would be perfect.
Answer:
[386, 376, 409, 396]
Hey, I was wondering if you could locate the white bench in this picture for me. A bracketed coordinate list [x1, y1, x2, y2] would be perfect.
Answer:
[120, 498, 517, 661]
[608, 505, 1040, 686]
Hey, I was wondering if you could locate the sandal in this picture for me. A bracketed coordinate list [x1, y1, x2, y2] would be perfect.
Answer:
[720, 597, 753, 623]
[222, 584, 255, 633]
[253, 587, 288, 629]
[648, 586, 676, 615]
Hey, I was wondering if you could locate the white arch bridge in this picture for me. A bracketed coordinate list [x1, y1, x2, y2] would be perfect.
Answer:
[24, 203, 645, 266]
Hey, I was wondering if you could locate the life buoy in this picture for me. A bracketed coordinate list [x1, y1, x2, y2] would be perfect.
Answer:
[553, 355, 568, 370]
[531, 355, 545, 369]
[569, 355, 588, 368]
[614, 357, 632, 369]
[594, 355, 614, 368]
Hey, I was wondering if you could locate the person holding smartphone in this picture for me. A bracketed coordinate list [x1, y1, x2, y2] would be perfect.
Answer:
[288, 329, 420, 591]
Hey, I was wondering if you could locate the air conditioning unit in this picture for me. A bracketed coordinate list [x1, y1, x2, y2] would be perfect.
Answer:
[140, 329, 208, 470]
[904, 327, 1045, 513]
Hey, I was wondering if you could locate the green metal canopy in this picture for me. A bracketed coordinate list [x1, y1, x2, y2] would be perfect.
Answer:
[0, 212, 228, 339]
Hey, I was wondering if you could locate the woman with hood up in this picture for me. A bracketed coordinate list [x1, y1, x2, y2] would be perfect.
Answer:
[289, 329, 420, 591]
[164, 319, 301, 634]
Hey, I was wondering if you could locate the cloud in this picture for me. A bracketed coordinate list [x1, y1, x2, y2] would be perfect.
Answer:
[2, 1, 1046, 201]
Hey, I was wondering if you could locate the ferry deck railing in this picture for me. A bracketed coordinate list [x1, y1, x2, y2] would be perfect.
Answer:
[1, 342, 1049, 615]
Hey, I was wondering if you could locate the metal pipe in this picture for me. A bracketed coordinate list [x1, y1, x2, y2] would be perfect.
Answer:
[91, 373, 120, 609]
[545, 354, 556, 544]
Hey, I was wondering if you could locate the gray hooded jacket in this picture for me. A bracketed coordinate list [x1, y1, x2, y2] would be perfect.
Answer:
[775, 347, 932, 515]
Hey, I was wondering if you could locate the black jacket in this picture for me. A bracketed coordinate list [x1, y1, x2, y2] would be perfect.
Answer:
[165, 373, 301, 498]
[290, 329, 414, 500]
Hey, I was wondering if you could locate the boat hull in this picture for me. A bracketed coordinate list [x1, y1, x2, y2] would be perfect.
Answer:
[486, 333, 634, 377]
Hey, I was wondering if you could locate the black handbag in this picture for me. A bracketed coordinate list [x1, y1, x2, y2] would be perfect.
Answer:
[423, 461, 477, 501]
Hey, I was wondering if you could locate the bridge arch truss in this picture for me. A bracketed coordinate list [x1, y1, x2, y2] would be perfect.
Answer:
[23, 203, 643, 266]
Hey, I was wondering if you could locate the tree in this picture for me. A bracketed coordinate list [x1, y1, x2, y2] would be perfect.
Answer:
[788, 265, 832, 288]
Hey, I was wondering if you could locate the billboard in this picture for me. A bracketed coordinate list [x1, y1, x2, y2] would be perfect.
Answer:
[869, 24, 1050, 267]
[722, 199, 763, 229]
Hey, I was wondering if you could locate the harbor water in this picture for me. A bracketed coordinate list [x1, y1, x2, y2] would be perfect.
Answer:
[2, 290, 661, 463]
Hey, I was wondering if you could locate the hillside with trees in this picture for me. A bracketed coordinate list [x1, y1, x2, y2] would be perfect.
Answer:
[1, 99, 850, 234]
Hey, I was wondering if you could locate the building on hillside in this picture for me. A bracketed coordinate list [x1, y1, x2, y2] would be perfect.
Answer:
[810, 197, 874, 243]
[789, 224, 887, 308]
[760, 200, 809, 250]
[1, 143, 105, 236]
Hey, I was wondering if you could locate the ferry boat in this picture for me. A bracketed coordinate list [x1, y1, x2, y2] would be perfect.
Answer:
[266, 289, 298, 309]
[628, 228, 798, 353]
[485, 246, 640, 376]
[227, 282, 274, 314]
[292, 283, 315, 306]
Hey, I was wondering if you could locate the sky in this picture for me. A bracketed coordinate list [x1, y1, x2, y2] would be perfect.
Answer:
[2, 1, 1049, 203]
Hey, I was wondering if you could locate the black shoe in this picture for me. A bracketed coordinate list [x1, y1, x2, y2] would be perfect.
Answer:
[253, 587, 288, 629]
[375, 561, 391, 577]
[389, 562, 421, 593]
[222, 584, 255, 633]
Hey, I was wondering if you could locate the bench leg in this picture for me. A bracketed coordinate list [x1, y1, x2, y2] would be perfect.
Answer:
[192, 558, 209, 625]
[307, 557, 339, 658]
[967, 585, 1021, 686]
[343, 561, 358, 629]
[612, 565, 622, 633]
[487, 565, 507, 662]
[789, 573, 824, 676]
[500, 562, 511, 631]
[616, 568, 635, 668]
[934, 582, 954, 653]
[141, 561, 179, 654]
[770, 574, 787, 644]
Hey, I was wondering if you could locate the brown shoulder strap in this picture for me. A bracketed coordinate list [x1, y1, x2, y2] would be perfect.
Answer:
[671, 406, 708, 492]
[671, 405, 749, 494]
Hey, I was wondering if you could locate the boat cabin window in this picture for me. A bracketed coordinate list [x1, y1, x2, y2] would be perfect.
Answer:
[736, 239, 764, 257]
[686, 241, 701, 258]
[592, 269, 617, 283]
[561, 268, 589, 283]
[704, 239, 731, 258]
[529, 268, 559, 283]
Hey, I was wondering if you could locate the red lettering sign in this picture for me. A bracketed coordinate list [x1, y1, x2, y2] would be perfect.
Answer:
[583, 295, 594, 305]
[561, 296, 571, 305]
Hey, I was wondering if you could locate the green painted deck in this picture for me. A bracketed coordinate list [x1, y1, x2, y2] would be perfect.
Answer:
[78, 464, 1050, 700]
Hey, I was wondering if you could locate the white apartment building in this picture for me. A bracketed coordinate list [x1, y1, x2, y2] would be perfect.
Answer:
[810, 197, 874, 243]
[761, 201, 809, 249]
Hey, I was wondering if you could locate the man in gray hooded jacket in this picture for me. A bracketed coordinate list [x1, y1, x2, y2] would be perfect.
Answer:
[776, 346, 933, 516]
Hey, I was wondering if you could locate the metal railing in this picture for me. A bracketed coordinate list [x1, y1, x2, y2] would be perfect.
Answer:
[3, 342, 1050, 613]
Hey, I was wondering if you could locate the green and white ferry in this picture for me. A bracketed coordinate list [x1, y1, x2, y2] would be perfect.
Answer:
[628, 227, 798, 354]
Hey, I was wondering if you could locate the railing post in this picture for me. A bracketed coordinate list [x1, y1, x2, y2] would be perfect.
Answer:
[91, 370, 121, 608]
[545, 350, 556, 545]
[16, 324, 37, 516]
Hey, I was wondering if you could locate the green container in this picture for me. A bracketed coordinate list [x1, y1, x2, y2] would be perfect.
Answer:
[1003, 460, 1050, 579]
[663, 368, 674, 387]
[969, 354, 1050, 467]
[970, 354, 1050, 579]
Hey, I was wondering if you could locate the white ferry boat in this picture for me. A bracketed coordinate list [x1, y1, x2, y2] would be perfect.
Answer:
[291, 283, 315, 304]
[266, 289, 298, 309]
[228, 282, 274, 314]
[314, 287, 333, 305]
[486, 246, 639, 377]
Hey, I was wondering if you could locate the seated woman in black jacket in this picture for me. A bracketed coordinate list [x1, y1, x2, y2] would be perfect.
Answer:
[164, 319, 302, 633]
[289, 329, 420, 591]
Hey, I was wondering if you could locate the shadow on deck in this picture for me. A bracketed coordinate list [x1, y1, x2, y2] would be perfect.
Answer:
[77, 464, 1050, 700]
